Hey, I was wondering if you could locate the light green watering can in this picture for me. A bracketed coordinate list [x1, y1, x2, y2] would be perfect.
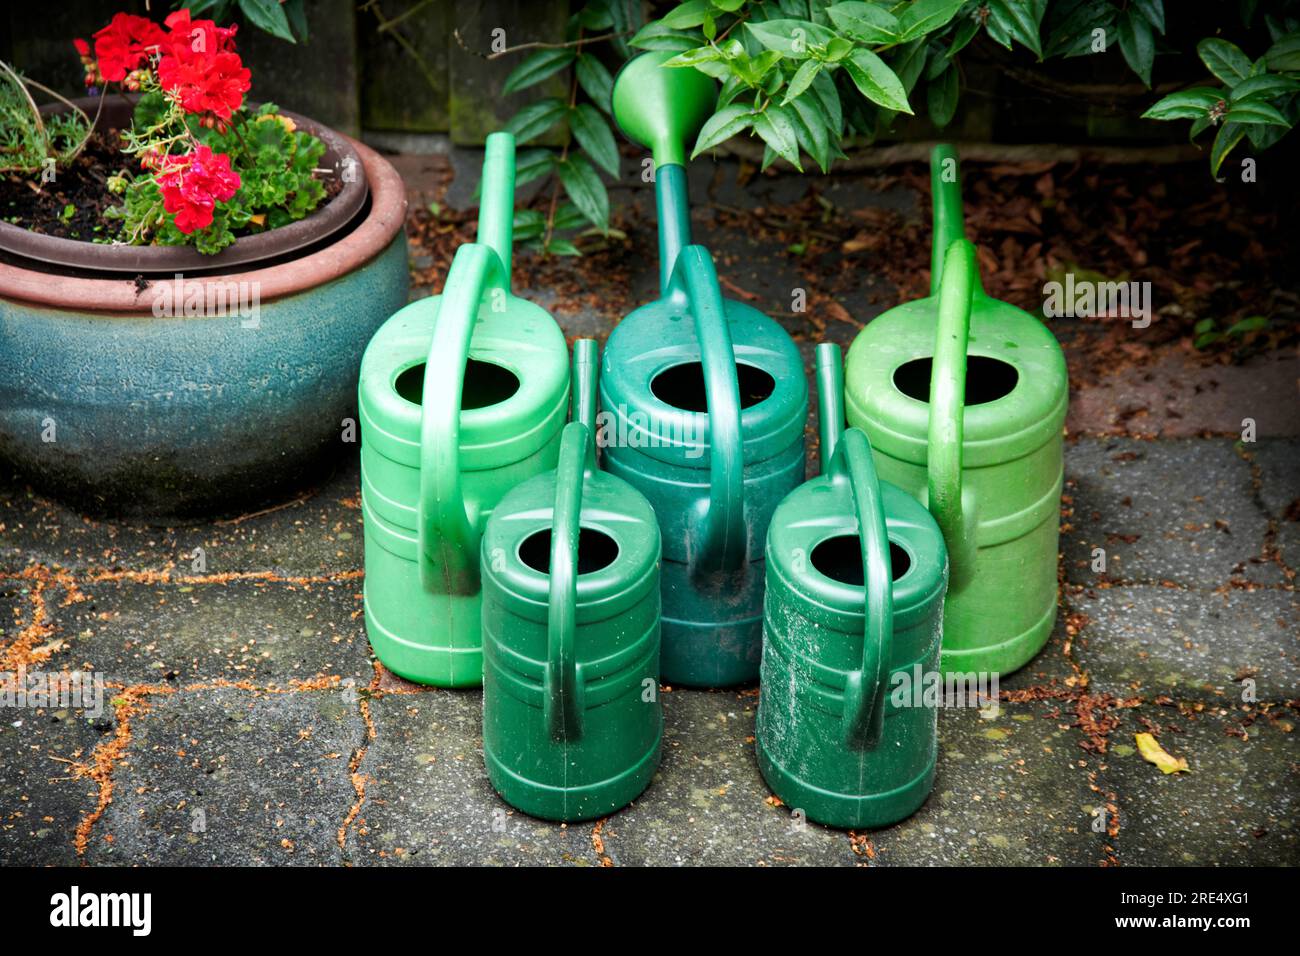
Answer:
[482, 339, 663, 822]
[359, 132, 570, 686]
[845, 145, 1068, 677]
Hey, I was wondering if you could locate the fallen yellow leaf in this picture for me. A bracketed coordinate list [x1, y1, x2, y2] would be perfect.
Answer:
[1135, 732, 1189, 774]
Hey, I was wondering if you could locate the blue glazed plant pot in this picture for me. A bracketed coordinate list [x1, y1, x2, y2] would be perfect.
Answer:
[0, 136, 409, 519]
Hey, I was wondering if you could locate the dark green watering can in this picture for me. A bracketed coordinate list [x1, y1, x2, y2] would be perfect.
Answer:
[601, 52, 808, 688]
[359, 132, 570, 687]
[845, 146, 1068, 677]
[757, 344, 947, 829]
[482, 339, 662, 822]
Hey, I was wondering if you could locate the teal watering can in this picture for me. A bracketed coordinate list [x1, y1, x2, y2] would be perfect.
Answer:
[359, 132, 570, 686]
[601, 52, 808, 688]
[482, 339, 663, 822]
[845, 146, 1068, 677]
[757, 344, 948, 829]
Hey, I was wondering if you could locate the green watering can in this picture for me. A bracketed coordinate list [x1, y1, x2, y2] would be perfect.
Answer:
[844, 145, 1068, 677]
[757, 344, 947, 829]
[359, 132, 570, 687]
[601, 52, 808, 688]
[482, 339, 663, 822]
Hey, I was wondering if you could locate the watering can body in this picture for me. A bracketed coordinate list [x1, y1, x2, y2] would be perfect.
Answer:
[360, 133, 570, 686]
[482, 342, 663, 822]
[600, 247, 807, 688]
[844, 152, 1067, 676]
[757, 346, 947, 829]
[605, 54, 807, 688]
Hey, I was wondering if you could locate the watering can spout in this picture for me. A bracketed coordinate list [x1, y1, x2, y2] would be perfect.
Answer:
[927, 238, 981, 593]
[478, 131, 516, 283]
[929, 145, 984, 298]
[816, 343, 846, 469]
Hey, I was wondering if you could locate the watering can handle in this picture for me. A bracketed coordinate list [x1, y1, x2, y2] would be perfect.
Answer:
[833, 428, 895, 750]
[672, 246, 746, 574]
[417, 242, 510, 593]
[929, 145, 984, 297]
[928, 239, 978, 593]
[545, 421, 589, 742]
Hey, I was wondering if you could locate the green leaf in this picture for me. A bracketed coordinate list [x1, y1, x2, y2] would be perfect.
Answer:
[896, 0, 967, 43]
[1198, 38, 1254, 86]
[753, 104, 802, 169]
[238, 0, 295, 42]
[823, 36, 855, 61]
[946, 13, 980, 58]
[504, 98, 568, 144]
[745, 19, 834, 57]
[1117, 8, 1155, 87]
[514, 148, 556, 188]
[557, 154, 609, 233]
[1226, 315, 1269, 335]
[569, 103, 621, 176]
[660, 0, 713, 29]
[927, 64, 959, 127]
[826, 2, 900, 44]
[810, 70, 843, 136]
[985, 0, 1045, 58]
[788, 94, 832, 171]
[546, 238, 583, 256]
[576, 53, 614, 113]
[1193, 318, 1217, 335]
[1209, 120, 1246, 176]
[1141, 88, 1224, 120]
[502, 49, 575, 95]
[692, 103, 756, 156]
[513, 209, 546, 241]
[283, 0, 309, 42]
[782, 59, 823, 105]
[1133, 0, 1165, 34]
[1232, 74, 1300, 101]
[844, 48, 913, 113]
[1224, 99, 1292, 126]
[1265, 33, 1300, 72]
[629, 21, 699, 52]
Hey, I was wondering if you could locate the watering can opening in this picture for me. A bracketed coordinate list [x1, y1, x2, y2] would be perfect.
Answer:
[393, 358, 522, 411]
[892, 355, 1019, 408]
[519, 526, 620, 577]
[810, 535, 912, 588]
[650, 360, 776, 413]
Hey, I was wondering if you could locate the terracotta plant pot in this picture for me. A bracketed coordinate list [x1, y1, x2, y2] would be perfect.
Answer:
[0, 100, 409, 518]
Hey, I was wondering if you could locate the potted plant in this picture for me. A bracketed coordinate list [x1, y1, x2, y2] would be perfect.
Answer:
[0, 9, 409, 517]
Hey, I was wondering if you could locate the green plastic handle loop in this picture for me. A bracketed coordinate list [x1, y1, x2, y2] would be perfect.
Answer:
[545, 420, 589, 742]
[929, 144, 984, 298]
[815, 342, 846, 472]
[612, 51, 717, 169]
[928, 238, 979, 593]
[417, 133, 516, 594]
[830, 428, 894, 750]
[668, 246, 746, 574]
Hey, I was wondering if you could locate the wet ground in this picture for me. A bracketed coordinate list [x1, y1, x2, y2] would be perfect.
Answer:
[1, 145, 1296, 866]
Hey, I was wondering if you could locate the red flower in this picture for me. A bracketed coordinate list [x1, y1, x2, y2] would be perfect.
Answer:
[73, 38, 90, 58]
[157, 48, 250, 120]
[155, 146, 241, 234]
[91, 13, 165, 83]
[161, 10, 238, 60]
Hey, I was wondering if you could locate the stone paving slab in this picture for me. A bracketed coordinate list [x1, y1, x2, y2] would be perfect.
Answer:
[0, 457, 364, 578]
[1062, 438, 1277, 589]
[85, 685, 362, 866]
[58, 578, 370, 688]
[0, 701, 104, 866]
[350, 688, 602, 866]
[1070, 585, 1299, 702]
[1250, 439, 1300, 575]
[1100, 703, 1298, 866]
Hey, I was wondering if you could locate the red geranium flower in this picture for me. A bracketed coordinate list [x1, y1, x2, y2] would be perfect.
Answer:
[91, 12, 165, 83]
[73, 38, 90, 58]
[161, 9, 238, 60]
[157, 48, 250, 120]
[155, 146, 241, 234]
